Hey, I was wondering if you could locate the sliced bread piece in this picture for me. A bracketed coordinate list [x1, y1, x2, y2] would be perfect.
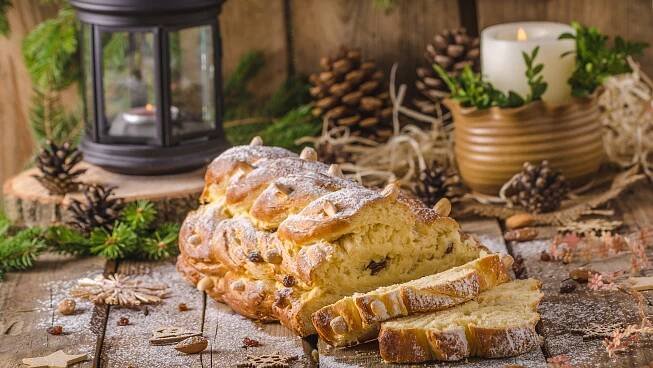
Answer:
[312, 253, 512, 347]
[378, 278, 543, 363]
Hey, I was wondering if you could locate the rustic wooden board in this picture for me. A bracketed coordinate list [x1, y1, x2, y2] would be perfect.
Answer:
[0, 253, 107, 368]
[476, 0, 653, 76]
[3, 162, 203, 227]
[221, 0, 289, 99]
[318, 218, 548, 367]
[291, 0, 462, 90]
[98, 259, 313, 367]
[508, 184, 653, 367]
[0, 0, 61, 195]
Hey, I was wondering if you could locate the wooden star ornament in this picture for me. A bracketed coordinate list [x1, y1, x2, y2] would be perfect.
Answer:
[22, 350, 88, 368]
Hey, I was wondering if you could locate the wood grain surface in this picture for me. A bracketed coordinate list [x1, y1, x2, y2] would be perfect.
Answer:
[291, 0, 461, 89]
[2, 162, 204, 227]
[0, 253, 107, 368]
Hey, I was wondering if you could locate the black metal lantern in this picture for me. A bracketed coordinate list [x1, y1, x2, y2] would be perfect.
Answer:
[71, 0, 229, 175]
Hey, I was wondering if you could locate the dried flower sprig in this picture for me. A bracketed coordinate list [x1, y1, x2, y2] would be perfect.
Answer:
[603, 290, 653, 357]
[546, 229, 652, 272]
[547, 354, 572, 368]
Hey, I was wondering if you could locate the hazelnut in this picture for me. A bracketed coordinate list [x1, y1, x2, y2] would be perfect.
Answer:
[57, 299, 76, 315]
[117, 317, 129, 326]
[178, 303, 189, 312]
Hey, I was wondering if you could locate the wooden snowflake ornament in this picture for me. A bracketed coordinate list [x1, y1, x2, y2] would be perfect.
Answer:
[22, 350, 87, 368]
[70, 274, 169, 307]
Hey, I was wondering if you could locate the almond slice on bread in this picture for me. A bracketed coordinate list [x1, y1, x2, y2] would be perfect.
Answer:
[312, 253, 513, 347]
[379, 278, 543, 363]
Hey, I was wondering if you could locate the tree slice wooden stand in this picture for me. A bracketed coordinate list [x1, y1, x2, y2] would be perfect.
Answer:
[3, 162, 204, 227]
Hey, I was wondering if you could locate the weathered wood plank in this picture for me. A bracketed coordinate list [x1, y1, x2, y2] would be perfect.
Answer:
[476, 0, 653, 76]
[318, 218, 548, 367]
[98, 259, 313, 367]
[508, 183, 653, 367]
[291, 0, 462, 90]
[0, 253, 107, 368]
[220, 0, 289, 99]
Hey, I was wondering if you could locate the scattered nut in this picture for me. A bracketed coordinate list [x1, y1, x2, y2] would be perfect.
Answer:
[178, 303, 189, 312]
[569, 267, 596, 283]
[187, 234, 201, 246]
[560, 279, 577, 294]
[242, 337, 262, 348]
[433, 198, 452, 217]
[300, 147, 317, 161]
[369, 300, 390, 320]
[505, 213, 536, 230]
[329, 316, 349, 335]
[322, 200, 337, 217]
[117, 317, 130, 326]
[175, 335, 208, 354]
[47, 325, 63, 335]
[504, 228, 538, 242]
[540, 251, 552, 262]
[249, 136, 263, 146]
[57, 299, 76, 315]
[197, 276, 214, 292]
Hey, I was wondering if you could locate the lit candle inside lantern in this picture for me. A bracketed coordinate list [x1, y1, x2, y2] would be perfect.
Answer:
[481, 22, 576, 104]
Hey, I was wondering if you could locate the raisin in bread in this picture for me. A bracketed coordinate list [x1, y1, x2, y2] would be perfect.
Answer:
[312, 253, 512, 347]
[379, 278, 543, 363]
[177, 138, 486, 336]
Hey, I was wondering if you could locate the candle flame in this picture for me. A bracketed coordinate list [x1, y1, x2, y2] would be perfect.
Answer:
[145, 103, 154, 112]
[516, 27, 528, 41]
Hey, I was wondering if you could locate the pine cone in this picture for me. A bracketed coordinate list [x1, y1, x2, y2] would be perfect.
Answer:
[504, 161, 569, 214]
[414, 163, 463, 208]
[413, 28, 480, 116]
[309, 47, 393, 142]
[68, 184, 124, 233]
[315, 141, 349, 165]
[33, 141, 86, 195]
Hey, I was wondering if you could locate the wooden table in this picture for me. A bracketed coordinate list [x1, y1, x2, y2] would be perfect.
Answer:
[2, 184, 653, 368]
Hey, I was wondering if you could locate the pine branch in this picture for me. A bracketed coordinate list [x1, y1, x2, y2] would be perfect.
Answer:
[0, 227, 47, 280]
[120, 200, 156, 231]
[140, 223, 180, 260]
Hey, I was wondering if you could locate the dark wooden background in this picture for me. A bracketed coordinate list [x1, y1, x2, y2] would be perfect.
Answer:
[1, 0, 652, 193]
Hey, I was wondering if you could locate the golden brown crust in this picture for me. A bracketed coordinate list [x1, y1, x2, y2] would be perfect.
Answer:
[378, 326, 433, 363]
[178, 143, 490, 337]
[313, 254, 511, 347]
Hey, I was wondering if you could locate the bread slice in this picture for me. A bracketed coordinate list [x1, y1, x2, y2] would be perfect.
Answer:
[378, 278, 543, 363]
[312, 253, 512, 347]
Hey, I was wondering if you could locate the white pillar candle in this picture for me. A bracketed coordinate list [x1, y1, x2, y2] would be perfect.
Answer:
[481, 22, 576, 105]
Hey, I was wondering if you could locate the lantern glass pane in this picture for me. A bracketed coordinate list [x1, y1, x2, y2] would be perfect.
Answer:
[101, 30, 157, 139]
[81, 23, 94, 136]
[169, 25, 215, 138]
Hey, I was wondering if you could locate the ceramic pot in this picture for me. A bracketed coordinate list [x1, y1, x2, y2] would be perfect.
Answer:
[446, 95, 604, 195]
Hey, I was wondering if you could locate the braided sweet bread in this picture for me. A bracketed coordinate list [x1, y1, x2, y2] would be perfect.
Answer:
[176, 138, 485, 336]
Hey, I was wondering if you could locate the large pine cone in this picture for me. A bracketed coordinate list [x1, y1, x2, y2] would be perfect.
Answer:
[68, 184, 124, 233]
[413, 28, 480, 116]
[33, 141, 86, 195]
[414, 163, 463, 208]
[309, 47, 393, 142]
[503, 161, 569, 214]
